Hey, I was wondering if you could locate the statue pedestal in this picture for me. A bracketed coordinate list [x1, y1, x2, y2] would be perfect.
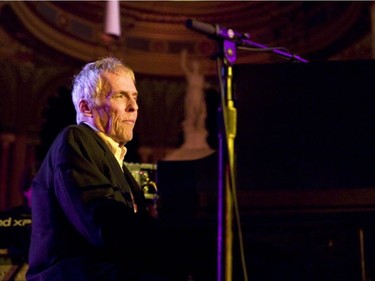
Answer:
[164, 128, 214, 161]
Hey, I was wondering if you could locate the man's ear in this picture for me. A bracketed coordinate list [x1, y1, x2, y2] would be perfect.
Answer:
[79, 100, 93, 117]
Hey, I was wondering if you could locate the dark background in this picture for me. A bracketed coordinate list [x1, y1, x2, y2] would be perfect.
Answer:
[156, 60, 375, 281]
[235, 60, 375, 191]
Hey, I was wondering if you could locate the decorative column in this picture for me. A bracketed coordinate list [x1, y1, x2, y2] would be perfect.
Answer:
[9, 135, 29, 207]
[370, 2, 375, 59]
[0, 133, 15, 210]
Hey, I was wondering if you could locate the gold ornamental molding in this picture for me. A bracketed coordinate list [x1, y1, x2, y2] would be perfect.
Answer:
[8, 1, 218, 76]
[9, 2, 108, 61]
[7, 2, 372, 76]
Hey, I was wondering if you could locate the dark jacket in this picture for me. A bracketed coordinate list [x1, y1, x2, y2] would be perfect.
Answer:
[26, 123, 156, 281]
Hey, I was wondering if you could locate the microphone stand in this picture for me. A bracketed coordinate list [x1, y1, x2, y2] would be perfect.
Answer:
[185, 18, 308, 281]
[216, 39, 237, 281]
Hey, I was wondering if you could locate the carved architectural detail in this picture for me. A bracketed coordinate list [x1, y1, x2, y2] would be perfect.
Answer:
[0, 1, 374, 207]
[3, 2, 371, 76]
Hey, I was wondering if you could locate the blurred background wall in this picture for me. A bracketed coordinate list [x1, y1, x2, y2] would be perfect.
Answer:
[2, 2, 375, 280]
[1, 1, 374, 209]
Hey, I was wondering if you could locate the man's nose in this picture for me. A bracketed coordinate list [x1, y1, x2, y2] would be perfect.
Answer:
[128, 98, 138, 112]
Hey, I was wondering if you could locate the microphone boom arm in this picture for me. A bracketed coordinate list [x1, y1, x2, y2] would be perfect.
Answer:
[185, 18, 308, 63]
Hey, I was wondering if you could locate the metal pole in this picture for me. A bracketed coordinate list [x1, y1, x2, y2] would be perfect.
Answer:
[216, 40, 237, 281]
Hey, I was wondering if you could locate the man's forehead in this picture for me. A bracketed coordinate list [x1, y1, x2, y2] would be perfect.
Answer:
[104, 68, 134, 81]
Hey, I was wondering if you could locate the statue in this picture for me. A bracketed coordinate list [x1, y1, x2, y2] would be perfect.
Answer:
[164, 49, 215, 160]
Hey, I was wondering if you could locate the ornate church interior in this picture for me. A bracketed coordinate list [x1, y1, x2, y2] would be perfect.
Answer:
[1, 2, 375, 280]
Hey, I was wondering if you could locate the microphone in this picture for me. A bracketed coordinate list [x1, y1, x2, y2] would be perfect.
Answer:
[185, 18, 250, 41]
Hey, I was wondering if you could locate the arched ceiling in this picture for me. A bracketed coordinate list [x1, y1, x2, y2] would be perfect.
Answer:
[2, 1, 373, 77]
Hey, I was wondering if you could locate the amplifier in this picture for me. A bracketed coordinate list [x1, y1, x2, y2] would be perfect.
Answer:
[124, 162, 158, 201]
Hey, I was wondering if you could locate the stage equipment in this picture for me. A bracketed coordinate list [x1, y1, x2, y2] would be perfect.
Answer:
[185, 18, 308, 281]
[125, 162, 158, 215]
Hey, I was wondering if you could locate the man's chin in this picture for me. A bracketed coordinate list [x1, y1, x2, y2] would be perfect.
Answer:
[121, 134, 133, 144]
[110, 133, 133, 145]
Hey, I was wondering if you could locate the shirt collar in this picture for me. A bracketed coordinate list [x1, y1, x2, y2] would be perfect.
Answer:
[83, 122, 127, 167]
